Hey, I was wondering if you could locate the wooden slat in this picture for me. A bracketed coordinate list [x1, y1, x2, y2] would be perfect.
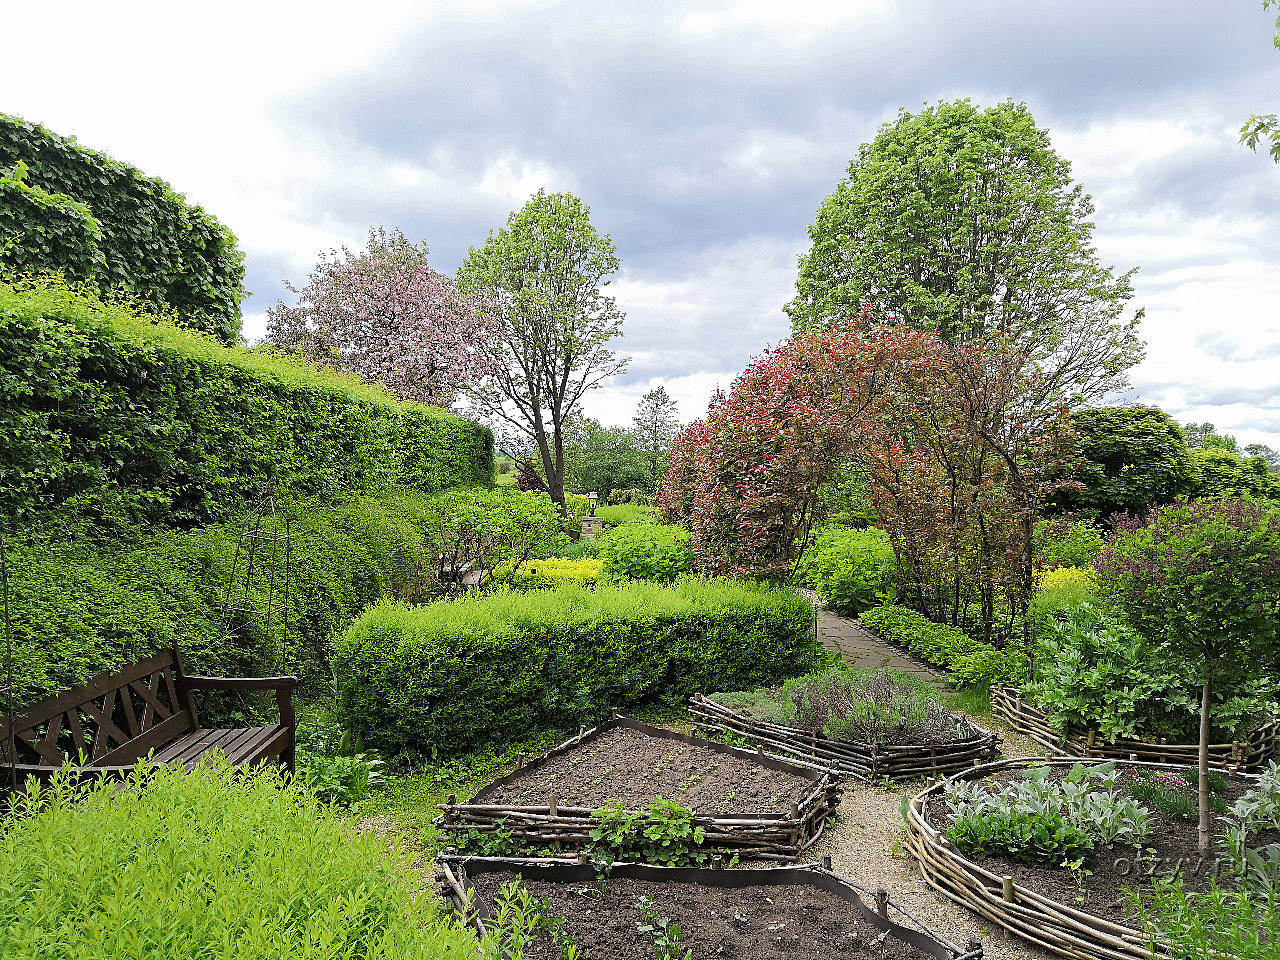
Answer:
[180, 676, 299, 691]
[118, 683, 140, 740]
[91, 712, 195, 768]
[82, 690, 130, 761]
[154, 728, 224, 765]
[220, 726, 288, 765]
[0, 650, 178, 735]
[130, 672, 173, 731]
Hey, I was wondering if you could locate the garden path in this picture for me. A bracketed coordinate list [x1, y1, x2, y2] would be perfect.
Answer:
[812, 599, 943, 682]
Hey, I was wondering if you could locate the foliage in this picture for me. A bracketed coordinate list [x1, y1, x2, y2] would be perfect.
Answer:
[633, 386, 681, 493]
[1036, 520, 1104, 569]
[0, 276, 492, 528]
[596, 503, 655, 527]
[595, 521, 694, 582]
[501, 556, 604, 590]
[332, 579, 822, 758]
[1097, 498, 1280, 850]
[794, 525, 896, 615]
[458, 190, 628, 509]
[635, 895, 691, 960]
[713, 667, 958, 745]
[1189, 447, 1280, 501]
[558, 414, 651, 498]
[266, 226, 493, 406]
[945, 762, 1149, 864]
[814, 463, 879, 528]
[589, 798, 708, 866]
[0, 113, 244, 343]
[3, 489, 456, 707]
[432, 487, 563, 589]
[1028, 566, 1098, 638]
[787, 98, 1143, 403]
[0, 159, 105, 282]
[0, 759, 482, 960]
[296, 717, 385, 809]
[859, 605, 1028, 687]
[1238, 0, 1280, 163]
[1052, 406, 1198, 519]
[1121, 768, 1227, 822]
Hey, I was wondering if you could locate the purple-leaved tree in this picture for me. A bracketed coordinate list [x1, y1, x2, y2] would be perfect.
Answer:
[266, 227, 493, 406]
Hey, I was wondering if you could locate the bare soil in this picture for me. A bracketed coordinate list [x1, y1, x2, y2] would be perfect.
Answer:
[470, 870, 937, 959]
[482, 727, 813, 814]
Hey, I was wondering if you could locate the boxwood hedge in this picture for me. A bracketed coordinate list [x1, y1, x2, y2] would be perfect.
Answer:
[0, 278, 492, 527]
[859, 604, 1027, 687]
[333, 580, 825, 757]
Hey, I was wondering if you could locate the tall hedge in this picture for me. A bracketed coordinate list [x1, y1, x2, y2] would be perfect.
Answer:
[0, 278, 492, 527]
[0, 114, 244, 342]
[3, 490, 447, 710]
[332, 580, 824, 757]
[0, 161, 104, 282]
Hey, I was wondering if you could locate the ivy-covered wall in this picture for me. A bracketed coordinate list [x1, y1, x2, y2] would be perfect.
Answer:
[0, 114, 245, 343]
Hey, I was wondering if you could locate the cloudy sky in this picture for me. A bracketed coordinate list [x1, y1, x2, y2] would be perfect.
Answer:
[5, 1, 1279, 445]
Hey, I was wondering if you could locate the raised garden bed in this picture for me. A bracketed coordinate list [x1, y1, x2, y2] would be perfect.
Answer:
[689, 693, 999, 782]
[904, 756, 1267, 960]
[437, 715, 839, 862]
[990, 684, 1279, 773]
[437, 855, 984, 959]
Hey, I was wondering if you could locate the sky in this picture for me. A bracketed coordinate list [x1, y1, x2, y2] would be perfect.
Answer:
[3, 1, 1279, 446]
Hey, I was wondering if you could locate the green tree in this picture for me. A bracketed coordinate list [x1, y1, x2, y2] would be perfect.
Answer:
[1244, 442, 1280, 470]
[1181, 420, 1237, 451]
[1239, 0, 1280, 162]
[458, 190, 628, 510]
[787, 99, 1143, 403]
[632, 386, 681, 492]
[1053, 406, 1198, 518]
[1192, 447, 1280, 501]
[1096, 500, 1280, 852]
[560, 414, 650, 497]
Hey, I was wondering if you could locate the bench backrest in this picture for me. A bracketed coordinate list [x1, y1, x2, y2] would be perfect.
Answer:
[0, 649, 196, 769]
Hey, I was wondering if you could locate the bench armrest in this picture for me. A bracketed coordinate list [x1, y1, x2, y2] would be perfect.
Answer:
[181, 676, 299, 691]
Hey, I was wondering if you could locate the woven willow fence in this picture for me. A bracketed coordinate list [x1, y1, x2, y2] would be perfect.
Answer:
[689, 693, 1000, 782]
[990, 685, 1280, 773]
[436, 715, 840, 863]
[904, 756, 1261, 960]
[437, 855, 985, 960]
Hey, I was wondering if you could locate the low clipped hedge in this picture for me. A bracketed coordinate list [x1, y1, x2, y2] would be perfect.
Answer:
[333, 580, 824, 757]
[501, 556, 604, 590]
[0, 277, 492, 527]
[5, 489, 447, 709]
[0, 760, 482, 960]
[859, 604, 1027, 687]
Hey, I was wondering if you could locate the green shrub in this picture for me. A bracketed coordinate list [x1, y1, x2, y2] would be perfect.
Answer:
[4, 489, 450, 708]
[332, 579, 823, 757]
[1036, 519, 1104, 569]
[1028, 566, 1097, 638]
[795, 525, 896, 615]
[595, 503, 655, 527]
[859, 604, 1027, 687]
[433, 487, 563, 589]
[945, 808, 1094, 864]
[596, 521, 693, 582]
[0, 277, 492, 527]
[0, 760, 481, 959]
[0, 113, 245, 342]
[501, 556, 604, 590]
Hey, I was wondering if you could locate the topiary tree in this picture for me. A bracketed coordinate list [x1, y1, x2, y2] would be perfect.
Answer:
[1052, 405, 1199, 518]
[1095, 499, 1280, 852]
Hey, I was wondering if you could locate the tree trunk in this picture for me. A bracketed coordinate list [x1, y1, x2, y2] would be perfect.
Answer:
[1198, 665, 1213, 855]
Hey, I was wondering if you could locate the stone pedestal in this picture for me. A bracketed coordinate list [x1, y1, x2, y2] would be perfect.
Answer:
[580, 516, 605, 541]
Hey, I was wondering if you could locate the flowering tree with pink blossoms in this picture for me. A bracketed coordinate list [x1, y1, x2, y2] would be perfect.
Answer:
[266, 227, 492, 407]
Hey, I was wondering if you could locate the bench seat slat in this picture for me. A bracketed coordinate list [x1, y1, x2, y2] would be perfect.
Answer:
[152, 725, 289, 768]
[92, 712, 195, 768]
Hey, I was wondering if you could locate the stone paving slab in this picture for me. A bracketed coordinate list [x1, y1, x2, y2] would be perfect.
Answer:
[814, 603, 942, 681]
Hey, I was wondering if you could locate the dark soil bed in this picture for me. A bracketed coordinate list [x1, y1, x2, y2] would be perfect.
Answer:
[482, 726, 811, 815]
[926, 765, 1270, 921]
[469, 870, 935, 959]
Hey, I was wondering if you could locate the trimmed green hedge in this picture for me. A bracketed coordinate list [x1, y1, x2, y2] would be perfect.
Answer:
[4, 490, 448, 709]
[1, 113, 245, 342]
[0, 160, 104, 282]
[333, 580, 824, 757]
[0, 278, 492, 527]
[859, 604, 1027, 687]
[0, 760, 481, 959]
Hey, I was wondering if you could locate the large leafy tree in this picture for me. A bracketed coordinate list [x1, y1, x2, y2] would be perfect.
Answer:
[632, 386, 681, 492]
[787, 99, 1143, 404]
[266, 227, 491, 406]
[458, 190, 627, 510]
[1052, 406, 1199, 519]
[560, 414, 649, 498]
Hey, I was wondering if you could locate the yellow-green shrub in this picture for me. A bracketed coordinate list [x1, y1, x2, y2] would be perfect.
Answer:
[503, 556, 604, 590]
[1030, 566, 1097, 637]
[0, 759, 482, 959]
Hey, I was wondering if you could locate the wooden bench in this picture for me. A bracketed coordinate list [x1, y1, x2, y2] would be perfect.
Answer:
[1, 647, 297, 785]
